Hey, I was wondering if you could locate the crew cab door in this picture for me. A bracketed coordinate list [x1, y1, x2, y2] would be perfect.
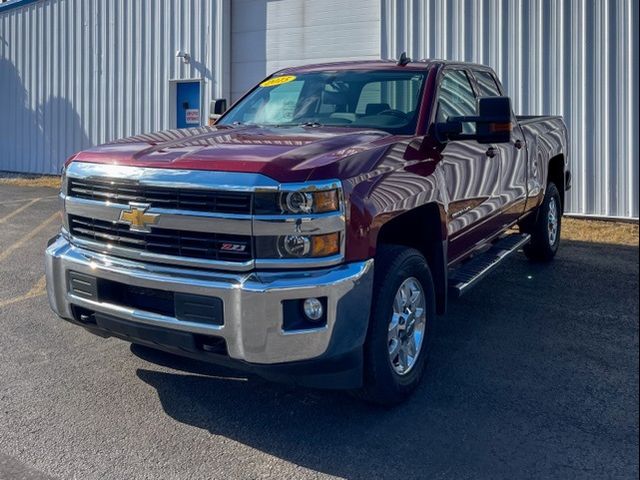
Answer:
[471, 69, 528, 227]
[436, 68, 503, 261]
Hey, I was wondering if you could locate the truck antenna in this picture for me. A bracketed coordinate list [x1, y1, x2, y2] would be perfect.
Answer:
[397, 52, 411, 66]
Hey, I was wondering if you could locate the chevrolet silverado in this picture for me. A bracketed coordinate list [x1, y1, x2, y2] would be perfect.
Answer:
[45, 58, 570, 405]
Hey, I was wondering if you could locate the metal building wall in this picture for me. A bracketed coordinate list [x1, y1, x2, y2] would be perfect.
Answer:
[0, 0, 230, 175]
[231, 0, 381, 101]
[381, 0, 639, 219]
[1, 0, 638, 219]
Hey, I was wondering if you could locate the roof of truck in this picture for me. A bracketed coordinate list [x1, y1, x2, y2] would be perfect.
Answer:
[274, 59, 494, 74]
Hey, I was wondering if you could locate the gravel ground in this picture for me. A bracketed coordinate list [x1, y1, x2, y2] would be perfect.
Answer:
[0, 184, 638, 480]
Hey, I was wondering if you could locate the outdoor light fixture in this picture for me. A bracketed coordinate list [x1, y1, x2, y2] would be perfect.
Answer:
[175, 50, 191, 64]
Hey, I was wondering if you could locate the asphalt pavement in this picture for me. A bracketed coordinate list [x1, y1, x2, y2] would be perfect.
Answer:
[0, 184, 638, 479]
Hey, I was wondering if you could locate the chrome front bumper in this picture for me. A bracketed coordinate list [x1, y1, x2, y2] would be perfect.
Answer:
[45, 235, 374, 365]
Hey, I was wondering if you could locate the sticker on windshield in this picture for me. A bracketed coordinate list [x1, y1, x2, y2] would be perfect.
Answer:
[260, 75, 296, 87]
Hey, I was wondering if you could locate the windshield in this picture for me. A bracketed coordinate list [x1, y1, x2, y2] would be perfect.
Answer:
[218, 70, 427, 135]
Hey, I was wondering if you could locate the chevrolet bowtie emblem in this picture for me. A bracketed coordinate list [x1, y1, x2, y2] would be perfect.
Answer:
[119, 203, 158, 232]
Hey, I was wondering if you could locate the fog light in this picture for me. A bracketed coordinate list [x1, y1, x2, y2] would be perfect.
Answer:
[303, 298, 323, 321]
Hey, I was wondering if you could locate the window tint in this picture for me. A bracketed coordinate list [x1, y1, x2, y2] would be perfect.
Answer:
[355, 78, 423, 115]
[355, 82, 382, 114]
[436, 70, 477, 134]
[219, 70, 427, 134]
[247, 80, 304, 125]
[474, 71, 502, 97]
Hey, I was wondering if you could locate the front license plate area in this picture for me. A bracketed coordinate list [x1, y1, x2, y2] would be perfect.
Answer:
[68, 271, 224, 325]
[94, 313, 196, 350]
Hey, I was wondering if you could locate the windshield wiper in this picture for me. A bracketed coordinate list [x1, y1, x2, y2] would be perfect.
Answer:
[298, 121, 323, 127]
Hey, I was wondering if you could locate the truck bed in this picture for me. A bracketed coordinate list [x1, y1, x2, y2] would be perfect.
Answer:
[517, 116, 566, 138]
[516, 115, 563, 125]
[516, 115, 569, 192]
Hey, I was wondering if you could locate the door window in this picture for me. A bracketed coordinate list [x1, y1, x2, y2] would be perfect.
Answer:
[474, 71, 502, 97]
[436, 70, 477, 134]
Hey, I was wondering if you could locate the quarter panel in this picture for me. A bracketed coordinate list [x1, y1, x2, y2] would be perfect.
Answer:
[519, 117, 568, 211]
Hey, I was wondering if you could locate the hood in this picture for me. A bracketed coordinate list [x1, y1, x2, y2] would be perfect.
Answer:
[71, 125, 393, 182]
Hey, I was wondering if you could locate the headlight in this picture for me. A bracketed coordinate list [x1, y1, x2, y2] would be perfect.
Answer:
[280, 190, 339, 214]
[256, 232, 341, 259]
[254, 188, 341, 215]
[252, 181, 344, 264]
[282, 191, 313, 214]
[279, 234, 311, 257]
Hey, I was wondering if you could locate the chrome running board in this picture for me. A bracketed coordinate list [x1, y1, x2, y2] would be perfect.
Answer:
[448, 233, 531, 298]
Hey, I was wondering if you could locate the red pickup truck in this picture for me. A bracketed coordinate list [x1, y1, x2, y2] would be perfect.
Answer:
[46, 58, 570, 405]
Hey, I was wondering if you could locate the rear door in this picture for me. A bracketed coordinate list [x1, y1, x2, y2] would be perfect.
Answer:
[471, 69, 528, 227]
[436, 68, 502, 261]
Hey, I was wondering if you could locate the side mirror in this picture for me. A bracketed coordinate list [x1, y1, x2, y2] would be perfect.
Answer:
[434, 119, 462, 141]
[208, 98, 228, 125]
[435, 96, 513, 144]
[437, 120, 463, 135]
[476, 96, 512, 144]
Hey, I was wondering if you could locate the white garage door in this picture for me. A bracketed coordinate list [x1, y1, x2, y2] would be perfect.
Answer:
[231, 0, 381, 101]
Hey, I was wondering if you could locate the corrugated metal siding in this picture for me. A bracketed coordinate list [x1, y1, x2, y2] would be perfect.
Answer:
[231, 0, 380, 101]
[1, 0, 637, 219]
[382, 0, 639, 219]
[0, 0, 229, 174]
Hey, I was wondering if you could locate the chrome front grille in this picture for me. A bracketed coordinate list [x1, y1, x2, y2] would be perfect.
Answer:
[62, 162, 345, 271]
[68, 178, 252, 214]
[69, 215, 252, 262]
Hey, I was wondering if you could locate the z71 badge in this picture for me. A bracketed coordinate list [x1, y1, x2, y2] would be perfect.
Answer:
[220, 243, 247, 252]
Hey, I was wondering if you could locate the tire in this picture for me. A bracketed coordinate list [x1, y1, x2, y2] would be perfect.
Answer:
[353, 245, 436, 406]
[523, 182, 562, 262]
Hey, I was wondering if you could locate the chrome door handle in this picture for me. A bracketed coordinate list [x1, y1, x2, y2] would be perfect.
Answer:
[485, 147, 497, 158]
